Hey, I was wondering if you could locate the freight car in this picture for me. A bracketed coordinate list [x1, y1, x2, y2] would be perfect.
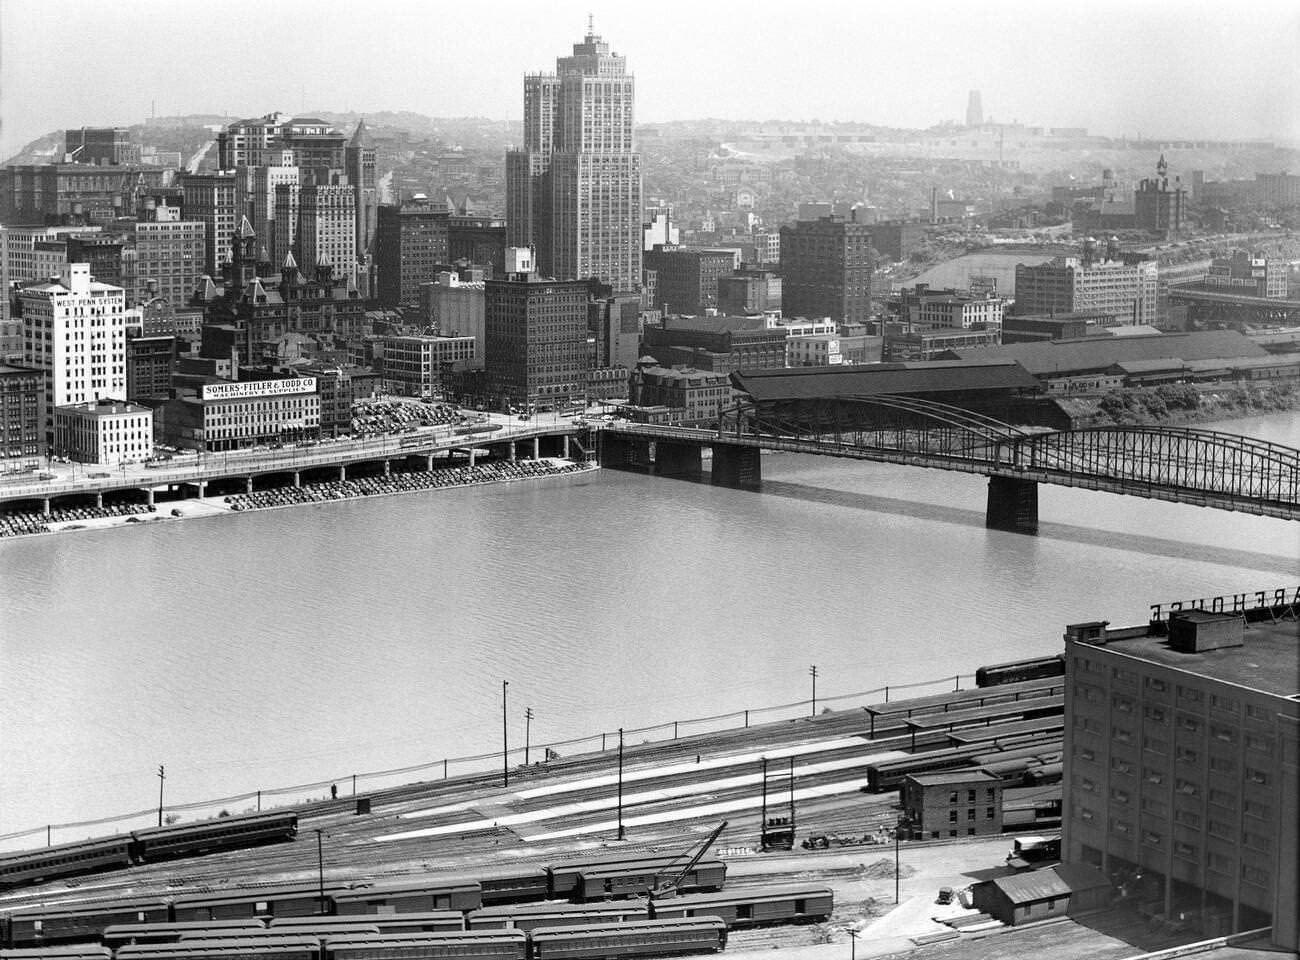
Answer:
[467, 902, 649, 933]
[974, 656, 1065, 688]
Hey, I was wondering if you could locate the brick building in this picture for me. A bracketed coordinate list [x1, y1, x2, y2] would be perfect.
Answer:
[902, 770, 1004, 840]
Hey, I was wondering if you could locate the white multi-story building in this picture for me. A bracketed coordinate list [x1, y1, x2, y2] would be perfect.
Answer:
[1015, 256, 1159, 326]
[53, 398, 153, 464]
[250, 156, 300, 265]
[421, 272, 486, 361]
[298, 183, 356, 283]
[507, 27, 642, 293]
[787, 334, 843, 366]
[20, 263, 127, 441]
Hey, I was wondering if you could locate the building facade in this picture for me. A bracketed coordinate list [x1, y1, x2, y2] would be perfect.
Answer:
[375, 198, 450, 308]
[779, 216, 874, 324]
[506, 28, 642, 292]
[0, 364, 44, 466]
[297, 182, 356, 284]
[120, 219, 206, 308]
[380, 334, 476, 398]
[156, 376, 320, 451]
[902, 770, 1004, 839]
[181, 172, 239, 277]
[19, 264, 127, 442]
[643, 246, 736, 316]
[1014, 256, 1159, 326]
[53, 398, 153, 464]
[484, 251, 589, 407]
[1061, 601, 1299, 949]
[629, 364, 731, 425]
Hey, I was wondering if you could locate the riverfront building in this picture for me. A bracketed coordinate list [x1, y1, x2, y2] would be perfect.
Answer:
[641, 315, 788, 374]
[629, 364, 731, 425]
[375, 197, 450, 308]
[484, 248, 588, 409]
[1060, 600, 1299, 950]
[154, 376, 320, 452]
[506, 27, 642, 292]
[1014, 255, 1159, 327]
[0, 364, 44, 466]
[53, 398, 153, 464]
[19, 264, 127, 443]
[380, 334, 476, 399]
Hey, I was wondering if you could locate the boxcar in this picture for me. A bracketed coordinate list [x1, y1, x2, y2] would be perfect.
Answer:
[545, 858, 678, 902]
[573, 862, 725, 903]
[8, 900, 173, 947]
[467, 901, 649, 933]
[132, 814, 298, 863]
[172, 886, 351, 922]
[0, 838, 136, 890]
[103, 923, 268, 949]
[0, 947, 114, 960]
[648, 886, 834, 927]
[115, 937, 321, 960]
[332, 882, 481, 916]
[528, 918, 726, 960]
[323, 931, 527, 960]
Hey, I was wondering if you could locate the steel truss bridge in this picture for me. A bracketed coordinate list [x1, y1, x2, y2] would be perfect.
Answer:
[601, 395, 1300, 532]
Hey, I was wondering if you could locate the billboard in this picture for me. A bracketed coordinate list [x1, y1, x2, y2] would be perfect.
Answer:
[201, 378, 317, 401]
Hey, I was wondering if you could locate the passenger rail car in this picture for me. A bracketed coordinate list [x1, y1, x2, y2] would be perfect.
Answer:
[573, 862, 726, 902]
[467, 903, 649, 933]
[646, 886, 833, 928]
[0, 815, 299, 893]
[8, 901, 173, 947]
[0, 947, 114, 960]
[528, 918, 726, 960]
[331, 882, 482, 916]
[177, 930, 382, 942]
[270, 918, 466, 936]
[171, 886, 354, 923]
[975, 656, 1065, 688]
[103, 924, 268, 949]
[326, 930, 528, 960]
[116, 937, 321, 960]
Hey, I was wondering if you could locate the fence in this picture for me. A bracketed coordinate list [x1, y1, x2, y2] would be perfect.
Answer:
[0, 671, 976, 852]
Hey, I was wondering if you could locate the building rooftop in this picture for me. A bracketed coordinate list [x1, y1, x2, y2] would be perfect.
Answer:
[1083, 618, 1299, 700]
[731, 359, 1039, 402]
[56, 399, 150, 417]
[943, 330, 1267, 376]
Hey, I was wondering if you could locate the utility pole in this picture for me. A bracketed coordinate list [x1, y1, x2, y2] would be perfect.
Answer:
[314, 829, 325, 915]
[156, 765, 165, 826]
[809, 664, 818, 716]
[525, 707, 534, 766]
[849, 928, 859, 960]
[502, 681, 509, 788]
[617, 727, 625, 840]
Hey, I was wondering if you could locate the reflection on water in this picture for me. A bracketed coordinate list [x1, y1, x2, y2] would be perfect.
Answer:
[2, 411, 1296, 834]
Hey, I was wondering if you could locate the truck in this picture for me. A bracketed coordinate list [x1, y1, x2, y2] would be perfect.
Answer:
[1006, 835, 1061, 870]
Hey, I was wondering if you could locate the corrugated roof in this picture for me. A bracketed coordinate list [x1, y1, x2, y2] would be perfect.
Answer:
[731, 360, 1039, 402]
[943, 330, 1266, 376]
[989, 869, 1071, 903]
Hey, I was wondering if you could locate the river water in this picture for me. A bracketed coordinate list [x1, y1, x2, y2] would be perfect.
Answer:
[2, 412, 1297, 841]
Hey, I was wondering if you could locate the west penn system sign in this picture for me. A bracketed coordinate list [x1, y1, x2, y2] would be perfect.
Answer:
[201, 378, 317, 401]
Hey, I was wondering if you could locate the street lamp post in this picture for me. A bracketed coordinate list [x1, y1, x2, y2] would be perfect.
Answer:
[894, 815, 911, 904]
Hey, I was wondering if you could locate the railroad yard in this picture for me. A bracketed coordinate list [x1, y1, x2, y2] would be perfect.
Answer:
[3, 670, 1272, 960]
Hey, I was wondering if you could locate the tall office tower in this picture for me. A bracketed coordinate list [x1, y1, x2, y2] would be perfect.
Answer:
[119, 219, 206, 309]
[181, 171, 238, 276]
[779, 215, 875, 324]
[297, 182, 356, 284]
[484, 247, 589, 408]
[345, 121, 378, 266]
[966, 90, 984, 127]
[506, 25, 642, 292]
[64, 127, 135, 165]
[19, 263, 127, 442]
[273, 182, 302, 273]
[375, 197, 450, 308]
[252, 157, 300, 265]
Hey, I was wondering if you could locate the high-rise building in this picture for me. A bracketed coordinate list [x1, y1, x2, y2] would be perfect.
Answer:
[642, 246, 736, 316]
[966, 90, 984, 128]
[375, 197, 450, 308]
[484, 248, 588, 407]
[297, 182, 356, 284]
[120, 219, 206, 309]
[448, 215, 507, 273]
[0, 364, 45, 465]
[181, 171, 239, 276]
[250, 159, 300, 266]
[1014, 253, 1159, 326]
[1061, 599, 1298, 951]
[345, 121, 378, 268]
[19, 263, 127, 442]
[506, 26, 642, 292]
[218, 114, 345, 183]
[779, 216, 875, 324]
[64, 127, 135, 165]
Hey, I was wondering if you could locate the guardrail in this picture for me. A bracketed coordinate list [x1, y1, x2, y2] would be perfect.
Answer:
[0, 670, 976, 851]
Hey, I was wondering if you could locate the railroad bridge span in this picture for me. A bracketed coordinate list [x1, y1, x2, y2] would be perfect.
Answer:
[599, 396, 1300, 533]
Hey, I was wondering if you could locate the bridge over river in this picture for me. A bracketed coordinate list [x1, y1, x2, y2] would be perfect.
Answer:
[598, 396, 1300, 533]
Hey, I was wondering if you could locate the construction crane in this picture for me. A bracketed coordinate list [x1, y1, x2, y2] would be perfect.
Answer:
[649, 820, 729, 900]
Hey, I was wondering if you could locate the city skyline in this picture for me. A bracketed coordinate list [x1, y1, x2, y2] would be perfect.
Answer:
[2, 0, 1299, 162]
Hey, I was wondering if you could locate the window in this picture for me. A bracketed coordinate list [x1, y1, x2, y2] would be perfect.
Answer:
[985, 807, 995, 820]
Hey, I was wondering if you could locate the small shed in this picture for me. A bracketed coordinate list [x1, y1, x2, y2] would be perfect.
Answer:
[971, 863, 1110, 926]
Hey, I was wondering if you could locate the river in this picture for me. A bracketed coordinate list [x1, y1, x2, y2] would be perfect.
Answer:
[1, 411, 1297, 841]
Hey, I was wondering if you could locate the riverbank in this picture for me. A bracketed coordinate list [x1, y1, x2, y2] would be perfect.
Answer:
[1062, 381, 1300, 428]
[0, 457, 596, 540]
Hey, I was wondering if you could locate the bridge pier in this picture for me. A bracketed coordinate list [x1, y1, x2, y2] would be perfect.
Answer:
[563, 435, 570, 459]
[509, 441, 517, 462]
[532, 437, 540, 461]
[146, 488, 155, 506]
[383, 459, 391, 477]
[42, 497, 50, 516]
[245, 477, 253, 494]
[469, 448, 477, 467]
[95, 491, 103, 509]
[424, 454, 434, 471]
[711, 445, 761, 488]
[599, 432, 651, 471]
[196, 480, 206, 499]
[338, 465, 346, 482]
[986, 476, 1039, 534]
[292, 471, 301, 488]
[654, 441, 703, 479]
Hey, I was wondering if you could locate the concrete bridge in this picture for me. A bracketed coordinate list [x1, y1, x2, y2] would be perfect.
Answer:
[0, 420, 587, 515]
[599, 396, 1300, 533]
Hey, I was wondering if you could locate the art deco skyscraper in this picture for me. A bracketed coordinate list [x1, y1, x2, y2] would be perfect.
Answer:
[506, 25, 642, 293]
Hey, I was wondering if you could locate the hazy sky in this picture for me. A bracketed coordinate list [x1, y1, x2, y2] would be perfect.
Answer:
[2, 0, 1298, 158]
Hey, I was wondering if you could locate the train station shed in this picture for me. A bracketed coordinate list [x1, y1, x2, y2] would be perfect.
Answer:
[971, 863, 1111, 926]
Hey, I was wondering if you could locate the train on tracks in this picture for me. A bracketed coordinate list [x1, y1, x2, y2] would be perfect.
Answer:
[0, 878, 833, 951]
[0, 814, 300, 892]
[974, 655, 1065, 688]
